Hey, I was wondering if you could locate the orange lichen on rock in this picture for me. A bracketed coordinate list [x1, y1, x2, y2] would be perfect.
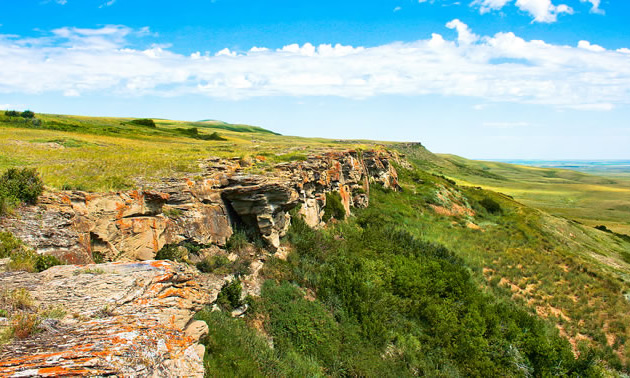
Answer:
[0, 260, 220, 377]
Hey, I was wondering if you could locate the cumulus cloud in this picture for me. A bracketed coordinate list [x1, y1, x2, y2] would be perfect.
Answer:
[446, 19, 479, 44]
[515, 0, 572, 22]
[580, 0, 604, 14]
[578, 40, 604, 52]
[472, 0, 511, 14]
[472, 0, 575, 23]
[0, 22, 629, 111]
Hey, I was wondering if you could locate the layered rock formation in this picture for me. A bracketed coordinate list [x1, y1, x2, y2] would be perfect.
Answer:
[2, 150, 399, 263]
[0, 260, 225, 377]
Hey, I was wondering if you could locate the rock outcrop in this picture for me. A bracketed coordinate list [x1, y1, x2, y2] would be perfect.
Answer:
[2, 150, 399, 263]
[0, 260, 225, 377]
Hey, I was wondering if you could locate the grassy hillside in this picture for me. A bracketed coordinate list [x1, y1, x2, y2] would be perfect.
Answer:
[396, 145, 630, 236]
[2, 113, 630, 374]
[0, 112, 385, 191]
[193, 146, 630, 375]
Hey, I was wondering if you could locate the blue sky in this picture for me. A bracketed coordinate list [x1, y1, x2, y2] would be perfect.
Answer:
[1, 0, 629, 159]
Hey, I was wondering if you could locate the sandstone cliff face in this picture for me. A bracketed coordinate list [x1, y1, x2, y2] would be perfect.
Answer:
[0, 149, 400, 376]
[2, 150, 399, 263]
[0, 261, 224, 377]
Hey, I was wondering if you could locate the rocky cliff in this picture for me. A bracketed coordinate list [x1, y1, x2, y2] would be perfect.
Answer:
[0, 260, 224, 377]
[0, 149, 400, 377]
[2, 150, 399, 264]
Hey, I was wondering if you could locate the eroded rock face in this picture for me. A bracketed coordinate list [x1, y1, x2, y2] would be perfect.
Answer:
[0, 260, 225, 377]
[2, 150, 400, 262]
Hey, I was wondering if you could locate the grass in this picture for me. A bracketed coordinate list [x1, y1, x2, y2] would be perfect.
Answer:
[73, 268, 106, 275]
[194, 309, 324, 377]
[399, 146, 630, 236]
[0, 288, 67, 346]
[246, 208, 600, 376]
[0, 231, 63, 273]
[0, 113, 389, 191]
[3, 112, 630, 374]
[356, 155, 630, 371]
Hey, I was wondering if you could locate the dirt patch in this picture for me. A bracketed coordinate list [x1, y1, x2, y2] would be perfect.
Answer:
[466, 222, 482, 230]
[536, 305, 571, 322]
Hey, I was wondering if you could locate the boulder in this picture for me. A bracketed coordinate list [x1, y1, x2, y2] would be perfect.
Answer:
[0, 260, 225, 377]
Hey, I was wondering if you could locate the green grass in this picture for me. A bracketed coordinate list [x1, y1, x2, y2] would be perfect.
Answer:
[0, 113, 390, 191]
[248, 208, 600, 376]
[3, 112, 630, 374]
[194, 309, 324, 377]
[396, 144, 630, 236]
[356, 156, 630, 371]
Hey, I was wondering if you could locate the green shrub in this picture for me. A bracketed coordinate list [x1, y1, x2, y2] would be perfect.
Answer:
[197, 132, 227, 141]
[175, 127, 199, 136]
[260, 281, 343, 368]
[595, 225, 611, 232]
[34, 255, 63, 272]
[479, 196, 502, 214]
[92, 251, 105, 264]
[194, 309, 323, 377]
[6, 249, 37, 272]
[232, 259, 252, 277]
[322, 191, 346, 222]
[216, 279, 243, 310]
[268, 204, 588, 376]
[196, 255, 230, 273]
[0, 196, 18, 216]
[226, 229, 248, 252]
[4, 110, 20, 117]
[162, 207, 183, 218]
[20, 110, 35, 119]
[0, 168, 44, 205]
[129, 118, 156, 127]
[0, 231, 22, 258]
[0, 232, 56, 272]
[155, 244, 187, 262]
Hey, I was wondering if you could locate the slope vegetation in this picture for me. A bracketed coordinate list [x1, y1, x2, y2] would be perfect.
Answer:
[1, 113, 630, 375]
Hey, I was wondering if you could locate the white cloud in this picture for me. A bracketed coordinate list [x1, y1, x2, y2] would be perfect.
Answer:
[580, 0, 604, 14]
[472, 0, 579, 23]
[514, 0, 572, 23]
[56, 0, 68, 4]
[215, 48, 236, 57]
[0, 22, 629, 111]
[567, 103, 614, 111]
[393, 6, 402, 12]
[472, 0, 511, 14]
[63, 89, 80, 97]
[446, 19, 479, 44]
[578, 40, 604, 52]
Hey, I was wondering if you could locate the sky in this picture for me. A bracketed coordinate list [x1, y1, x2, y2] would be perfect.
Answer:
[0, 0, 629, 159]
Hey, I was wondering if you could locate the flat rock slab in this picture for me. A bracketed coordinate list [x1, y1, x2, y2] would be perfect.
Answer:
[0, 261, 224, 377]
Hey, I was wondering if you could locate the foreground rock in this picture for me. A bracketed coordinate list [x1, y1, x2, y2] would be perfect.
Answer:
[2, 149, 399, 263]
[0, 261, 224, 377]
